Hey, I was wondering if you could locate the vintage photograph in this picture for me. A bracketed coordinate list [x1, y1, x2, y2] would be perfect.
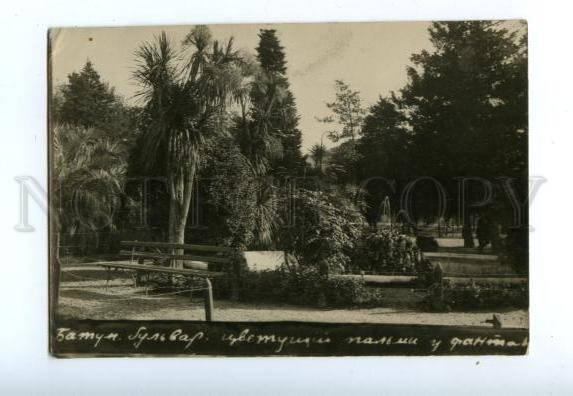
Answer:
[49, 21, 529, 356]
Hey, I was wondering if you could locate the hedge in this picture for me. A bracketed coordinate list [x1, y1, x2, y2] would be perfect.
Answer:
[423, 279, 529, 311]
[213, 268, 385, 308]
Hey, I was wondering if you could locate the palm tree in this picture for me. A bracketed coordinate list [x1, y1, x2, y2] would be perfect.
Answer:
[249, 166, 280, 249]
[233, 64, 285, 175]
[133, 27, 242, 258]
[223, 59, 289, 249]
[53, 124, 128, 253]
[235, 65, 296, 248]
[52, 123, 128, 311]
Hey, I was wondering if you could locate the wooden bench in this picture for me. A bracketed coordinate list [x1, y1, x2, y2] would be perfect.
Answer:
[96, 241, 235, 321]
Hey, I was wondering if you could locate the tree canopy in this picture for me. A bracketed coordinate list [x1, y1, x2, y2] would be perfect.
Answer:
[400, 21, 527, 180]
[55, 61, 136, 139]
[349, 21, 528, 226]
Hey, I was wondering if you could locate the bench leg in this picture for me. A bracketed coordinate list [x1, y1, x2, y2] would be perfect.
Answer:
[204, 278, 213, 322]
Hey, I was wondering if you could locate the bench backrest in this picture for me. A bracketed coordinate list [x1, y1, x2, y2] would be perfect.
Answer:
[120, 241, 234, 269]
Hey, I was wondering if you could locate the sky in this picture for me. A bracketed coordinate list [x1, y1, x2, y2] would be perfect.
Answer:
[50, 22, 434, 152]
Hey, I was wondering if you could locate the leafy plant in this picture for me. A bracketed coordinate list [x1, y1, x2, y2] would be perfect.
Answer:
[201, 135, 281, 250]
[424, 280, 529, 311]
[53, 124, 129, 254]
[351, 229, 428, 275]
[212, 267, 385, 308]
[279, 188, 367, 275]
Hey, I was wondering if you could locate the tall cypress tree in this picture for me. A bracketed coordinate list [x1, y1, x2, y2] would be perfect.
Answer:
[256, 29, 287, 75]
[254, 29, 304, 176]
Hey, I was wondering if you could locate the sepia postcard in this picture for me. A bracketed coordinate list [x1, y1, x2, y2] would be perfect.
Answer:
[47, 20, 529, 356]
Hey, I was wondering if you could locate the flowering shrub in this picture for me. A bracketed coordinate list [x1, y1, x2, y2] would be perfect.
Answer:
[351, 229, 429, 275]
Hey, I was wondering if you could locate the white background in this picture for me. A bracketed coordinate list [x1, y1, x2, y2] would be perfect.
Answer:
[0, 0, 571, 394]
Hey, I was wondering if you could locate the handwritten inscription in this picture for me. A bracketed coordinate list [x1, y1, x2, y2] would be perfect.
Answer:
[449, 335, 529, 352]
[56, 328, 120, 348]
[222, 328, 331, 353]
[128, 327, 205, 350]
[56, 326, 206, 350]
[54, 324, 529, 355]
[346, 335, 418, 346]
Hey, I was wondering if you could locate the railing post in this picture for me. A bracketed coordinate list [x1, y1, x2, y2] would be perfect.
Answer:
[204, 278, 213, 322]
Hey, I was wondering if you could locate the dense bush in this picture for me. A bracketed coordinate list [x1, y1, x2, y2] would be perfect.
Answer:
[212, 268, 385, 308]
[351, 229, 429, 275]
[279, 188, 367, 275]
[424, 280, 528, 312]
[323, 274, 385, 307]
[200, 135, 261, 249]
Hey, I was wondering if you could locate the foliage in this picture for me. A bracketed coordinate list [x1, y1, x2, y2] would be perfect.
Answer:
[235, 29, 304, 177]
[213, 267, 385, 308]
[322, 273, 385, 307]
[279, 188, 367, 275]
[424, 280, 528, 311]
[271, 90, 305, 176]
[56, 61, 128, 131]
[351, 229, 428, 274]
[200, 135, 280, 249]
[401, 21, 527, 178]
[358, 97, 408, 175]
[317, 80, 366, 143]
[53, 61, 139, 257]
[316, 80, 366, 186]
[402, 22, 527, 222]
[355, 97, 409, 222]
[201, 136, 256, 247]
[233, 69, 285, 173]
[53, 124, 129, 253]
[54, 60, 139, 151]
[323, 141, 359, 185]
[256, 29, 304, 176]
[256, 29, 287, 74]
[354, 21, 528, 227]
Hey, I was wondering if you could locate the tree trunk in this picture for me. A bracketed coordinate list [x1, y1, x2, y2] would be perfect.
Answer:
[168, 165, 196, 268]
[169, 200, 186, 268]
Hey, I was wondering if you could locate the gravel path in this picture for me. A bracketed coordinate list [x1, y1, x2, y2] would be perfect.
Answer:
[58, 280, 528, 328]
